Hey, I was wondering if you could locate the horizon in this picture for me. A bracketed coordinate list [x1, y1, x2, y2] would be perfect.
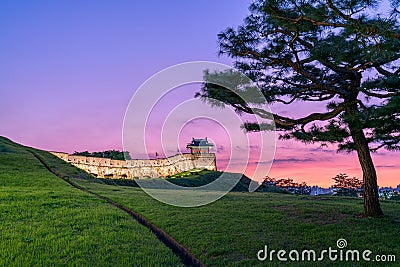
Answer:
[1, 0, 398, 188]
[3, 134, 399, 189]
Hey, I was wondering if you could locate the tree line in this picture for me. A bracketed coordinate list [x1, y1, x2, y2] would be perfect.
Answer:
[72, 150, 131, 160]
[263, 173, 364, 196]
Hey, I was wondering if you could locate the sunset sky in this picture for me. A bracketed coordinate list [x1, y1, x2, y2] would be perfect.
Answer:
[1, 0, 398, 187]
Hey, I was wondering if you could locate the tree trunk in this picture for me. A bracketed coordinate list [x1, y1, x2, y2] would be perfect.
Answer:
[348, 123, 384, 217]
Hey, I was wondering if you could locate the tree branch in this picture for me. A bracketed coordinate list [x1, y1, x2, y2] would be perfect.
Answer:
[232, 101, 347, 128]
[375, 66, 394, 77]
[361, 90, 400, 98]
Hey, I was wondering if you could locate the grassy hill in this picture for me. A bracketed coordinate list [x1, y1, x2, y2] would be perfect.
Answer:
[84, 169, 284, 193]
[0, 137, 183, 266]
[0, 136, 399, 266]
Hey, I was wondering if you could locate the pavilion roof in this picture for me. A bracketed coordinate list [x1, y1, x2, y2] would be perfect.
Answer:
[186, 137, 214, 147]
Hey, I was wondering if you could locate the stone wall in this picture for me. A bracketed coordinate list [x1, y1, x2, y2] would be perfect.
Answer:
[51, 151, 217, 179]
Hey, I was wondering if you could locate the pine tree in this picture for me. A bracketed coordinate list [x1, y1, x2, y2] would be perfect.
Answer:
[198, 0, 400, 216]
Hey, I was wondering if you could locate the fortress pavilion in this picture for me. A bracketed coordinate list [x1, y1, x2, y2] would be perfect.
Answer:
[186, 137, 214, 154]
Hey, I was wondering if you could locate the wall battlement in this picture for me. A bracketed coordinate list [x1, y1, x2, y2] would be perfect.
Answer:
[51, 151, 217, 179]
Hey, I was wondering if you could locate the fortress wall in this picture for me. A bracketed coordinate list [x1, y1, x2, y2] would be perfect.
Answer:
[50, 151, 217, 179]
[191, 154, 217, 171]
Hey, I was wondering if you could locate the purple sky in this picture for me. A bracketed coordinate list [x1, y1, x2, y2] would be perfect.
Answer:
[1, 0, 398, 187]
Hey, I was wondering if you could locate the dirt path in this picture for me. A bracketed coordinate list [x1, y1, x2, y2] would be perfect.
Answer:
[30, 151, 205, 267]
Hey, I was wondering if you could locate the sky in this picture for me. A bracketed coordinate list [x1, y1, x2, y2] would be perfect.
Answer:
[1, 0, 399, 187]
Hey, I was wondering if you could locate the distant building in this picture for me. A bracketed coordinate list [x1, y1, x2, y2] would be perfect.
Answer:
[378, 186, 398, 199]
[310, 186, 334, 196]
[186, 137, 214, 154]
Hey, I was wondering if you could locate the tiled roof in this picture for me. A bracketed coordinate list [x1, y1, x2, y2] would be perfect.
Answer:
[186, 137, 214, 147]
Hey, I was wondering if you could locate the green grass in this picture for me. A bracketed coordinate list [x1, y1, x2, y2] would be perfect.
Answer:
[66, 181, 400, 266]
[169, 169, 204, 178]
[1, 136, 399, 266]
[0, 137, 183, 266]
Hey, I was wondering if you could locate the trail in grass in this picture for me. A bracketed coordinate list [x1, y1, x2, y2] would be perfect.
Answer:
[0, 137, 185, 266]
[29, 150, 204, 267]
